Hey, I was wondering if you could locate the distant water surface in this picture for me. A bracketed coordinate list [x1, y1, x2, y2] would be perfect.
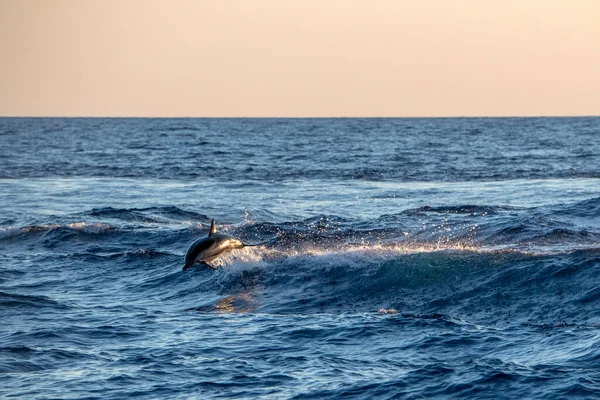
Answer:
[1, 117, 599, 399]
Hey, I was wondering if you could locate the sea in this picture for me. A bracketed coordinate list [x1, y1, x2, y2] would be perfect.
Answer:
[1, 117, 599, 399]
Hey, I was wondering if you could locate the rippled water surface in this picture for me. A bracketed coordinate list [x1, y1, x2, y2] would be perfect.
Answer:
[1, 117, 600, 399]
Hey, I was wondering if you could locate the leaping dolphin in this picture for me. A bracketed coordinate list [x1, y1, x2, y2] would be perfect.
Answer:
[183, 219, 260, 271]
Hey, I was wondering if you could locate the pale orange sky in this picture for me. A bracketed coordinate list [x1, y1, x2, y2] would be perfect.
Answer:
[0, 0, 598, 117]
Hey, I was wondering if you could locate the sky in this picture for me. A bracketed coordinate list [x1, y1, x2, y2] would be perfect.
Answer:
[0, 0, 598, 117]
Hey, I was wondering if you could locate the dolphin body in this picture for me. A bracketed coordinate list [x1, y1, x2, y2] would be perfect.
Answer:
[183, 219, 251, 270]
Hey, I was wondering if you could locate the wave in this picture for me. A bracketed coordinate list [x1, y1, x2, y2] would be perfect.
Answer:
[552, 196, 600, 219]
[2, 198, 599, 325]
[400, 205, 522, 216]
[3, 197, 599, 249]
[150, 242, 600, 326]
[0, 291, 69, 311]
[85, 206, 210, 224]
[0, 345, 99, 374]
[61, 248, 175, 263]
[0, 222, 118, 240]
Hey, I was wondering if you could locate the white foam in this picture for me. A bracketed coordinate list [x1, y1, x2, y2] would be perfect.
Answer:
[208, 241, 584, 271]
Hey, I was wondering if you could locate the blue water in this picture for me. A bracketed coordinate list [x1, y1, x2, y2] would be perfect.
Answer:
[1, 117, 599, 399]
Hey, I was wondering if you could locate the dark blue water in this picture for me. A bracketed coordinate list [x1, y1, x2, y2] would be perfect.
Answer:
[1, 117, 599, 399]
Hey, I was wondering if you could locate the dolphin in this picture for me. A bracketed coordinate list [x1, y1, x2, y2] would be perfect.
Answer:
[183, 219, 259, 271]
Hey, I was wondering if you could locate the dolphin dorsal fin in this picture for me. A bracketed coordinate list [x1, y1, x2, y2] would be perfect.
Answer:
[209, 218, 217, 236]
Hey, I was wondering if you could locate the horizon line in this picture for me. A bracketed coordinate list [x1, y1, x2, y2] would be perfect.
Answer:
[1, 115, 598, 119]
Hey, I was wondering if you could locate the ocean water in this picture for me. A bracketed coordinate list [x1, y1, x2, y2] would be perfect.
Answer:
[1, 117, 599, 399]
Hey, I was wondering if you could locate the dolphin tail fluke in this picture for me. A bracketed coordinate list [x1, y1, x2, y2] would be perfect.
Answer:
[209, 218, 217, 236]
